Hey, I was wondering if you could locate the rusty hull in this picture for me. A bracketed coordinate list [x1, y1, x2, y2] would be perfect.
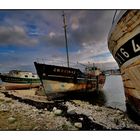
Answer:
[42, 74, 105, 94]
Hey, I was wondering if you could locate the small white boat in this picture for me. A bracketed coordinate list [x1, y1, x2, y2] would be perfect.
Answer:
[0, 70, 41, 90]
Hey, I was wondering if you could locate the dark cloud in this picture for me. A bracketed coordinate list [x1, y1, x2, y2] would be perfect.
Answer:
[38, 10, 115, 50]
[0, 10, 118, 72]
[40, 32, 65, 48]
[0, 25, 38, 46]
[0, 10, 115, 48]
[68, 10, 114, 47]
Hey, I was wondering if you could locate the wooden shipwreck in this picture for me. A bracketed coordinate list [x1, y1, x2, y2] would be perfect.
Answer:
[108, 10, 140, 116]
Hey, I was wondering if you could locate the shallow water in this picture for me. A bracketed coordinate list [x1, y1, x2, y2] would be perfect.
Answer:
[102, 75, 126, 111]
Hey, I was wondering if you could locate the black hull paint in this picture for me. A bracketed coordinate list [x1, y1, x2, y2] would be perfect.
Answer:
[34, 62, 106, 94]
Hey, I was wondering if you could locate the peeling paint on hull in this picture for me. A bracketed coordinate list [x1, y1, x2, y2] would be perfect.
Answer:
[108, 10, 140, 116]
[34, 62, 106, 96]
[42, 79, 105, 94]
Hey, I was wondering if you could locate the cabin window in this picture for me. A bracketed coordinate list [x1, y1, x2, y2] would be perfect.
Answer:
[32, 75, 35, 77]
[25, 75, 28, 78]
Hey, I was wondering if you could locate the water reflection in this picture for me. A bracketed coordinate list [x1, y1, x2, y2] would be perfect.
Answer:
[103, 75, 126, 111]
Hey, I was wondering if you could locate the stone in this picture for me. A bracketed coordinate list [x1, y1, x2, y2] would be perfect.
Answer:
[116, 110, 122, 114]
[44, 108, 47, 111]
[52, 107, 57, 111]
[5, 98, 12, 103]
[53, 109, 62, 116]
[74, 122, 82, 128]
[33, 126, 39, 130]
[79, 117, 84, 121]
[33, 108, 38, 112]
[95, 107, 102, 111]
[67, 109, 76, 115]
[8, 117, 16, 124]
[0, 97, 5, 102]
[88, 116, 93, 121]
[114, 118, 119, 125]
[38, 110, 44, 114]
[0, 104, 9, 112]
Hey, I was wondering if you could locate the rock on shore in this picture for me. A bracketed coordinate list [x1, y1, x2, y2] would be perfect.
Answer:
[65, 100, 140, 130]
[0, 88, 77, 130]
[0, 86, 140, 130]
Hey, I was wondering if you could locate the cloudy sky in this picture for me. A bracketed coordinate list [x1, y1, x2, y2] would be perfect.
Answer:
[0, 10, 119, 73]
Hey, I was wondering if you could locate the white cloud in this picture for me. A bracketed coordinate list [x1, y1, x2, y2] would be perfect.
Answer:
[49, 32, 56, 38]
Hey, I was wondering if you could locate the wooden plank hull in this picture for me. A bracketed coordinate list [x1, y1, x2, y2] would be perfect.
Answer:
[108, 10, 140, 115]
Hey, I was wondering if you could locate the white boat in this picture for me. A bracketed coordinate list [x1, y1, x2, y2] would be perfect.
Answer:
[0, 70, 41, 90]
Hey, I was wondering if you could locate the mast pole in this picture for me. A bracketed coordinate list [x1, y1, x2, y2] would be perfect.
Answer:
[62, 11, 69, 67]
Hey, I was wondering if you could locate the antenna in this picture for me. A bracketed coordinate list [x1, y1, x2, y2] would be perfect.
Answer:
[62, 11, 70, 67]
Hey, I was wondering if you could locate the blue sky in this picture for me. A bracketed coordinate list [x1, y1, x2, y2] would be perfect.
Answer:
[0, 10, 118, 72]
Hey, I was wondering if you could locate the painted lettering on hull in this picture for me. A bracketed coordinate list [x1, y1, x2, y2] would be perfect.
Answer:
[115, 33, 140, 66]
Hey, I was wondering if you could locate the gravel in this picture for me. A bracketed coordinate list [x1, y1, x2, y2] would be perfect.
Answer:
[65, 100, 140, 130]
[0, 90, 77, 130]
[0, 88, 140, 130]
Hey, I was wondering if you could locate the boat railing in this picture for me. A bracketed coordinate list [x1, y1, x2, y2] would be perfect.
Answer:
[35, 58, 82, 69]
[35, 58, 101, 73]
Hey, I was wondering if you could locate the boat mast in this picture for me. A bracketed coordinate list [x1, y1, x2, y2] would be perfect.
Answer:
[62, 11, 70, 67]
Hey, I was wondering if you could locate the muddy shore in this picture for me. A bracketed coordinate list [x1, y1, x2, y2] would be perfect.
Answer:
[0, 85, 140, 130]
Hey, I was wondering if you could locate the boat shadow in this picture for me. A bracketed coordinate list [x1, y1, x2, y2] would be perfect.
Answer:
[49, 90, 107, 106]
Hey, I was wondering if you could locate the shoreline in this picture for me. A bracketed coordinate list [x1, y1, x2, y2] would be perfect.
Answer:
[0, 84, 140, 130]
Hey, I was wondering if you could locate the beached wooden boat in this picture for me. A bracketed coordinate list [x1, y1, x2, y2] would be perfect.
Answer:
[0, 70, 41, 90]
[108, 10, 140, 116]
[34, 62, 106, 96]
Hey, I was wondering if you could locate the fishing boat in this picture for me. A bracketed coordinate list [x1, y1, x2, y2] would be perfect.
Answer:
[0, 70, 41, 90]
[34, 62, 105, 95]
[34, 12, 106, 96]
[108, 10, 140, 116]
